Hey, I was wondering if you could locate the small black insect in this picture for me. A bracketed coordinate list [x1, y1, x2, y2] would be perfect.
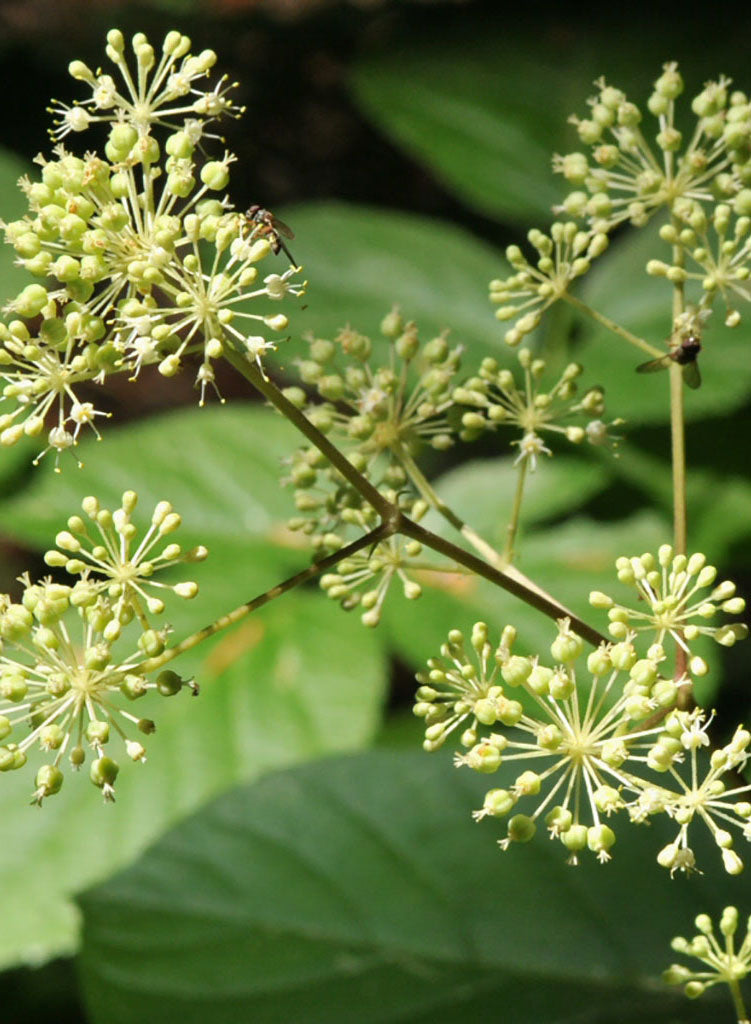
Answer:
[245, 204, 297, 265]
[636, 332, 702, 389]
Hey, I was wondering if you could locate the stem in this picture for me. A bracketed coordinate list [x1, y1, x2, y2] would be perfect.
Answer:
[223, 346, 606, 646]
[140, 522, 394, 674]
[728, 973, 749, 1024]
[669, 228, 689, 693]
[394, 441, 591, 619]
[225, 350, 394, 522]
[669, 360, 687, 554]
[398, 514, 606, 647]
[562, 293, 663, 358]
[503, 458, 529, 564]
[395, 443, 502, 567]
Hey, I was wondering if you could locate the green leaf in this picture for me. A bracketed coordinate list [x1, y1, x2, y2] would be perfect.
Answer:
[0, 403, 303, 572]
[577, 225, 751, 423]
[270, 201, 509, 367]
[0, 404, 388, 969]
[423, 453, 612, 546]
[78, 750, 729, 1024]
[0, 147, 34, 300]
[351, 46, 564, 223]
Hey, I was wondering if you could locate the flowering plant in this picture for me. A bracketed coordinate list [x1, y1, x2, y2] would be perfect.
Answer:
[1, 29, 751, 1024]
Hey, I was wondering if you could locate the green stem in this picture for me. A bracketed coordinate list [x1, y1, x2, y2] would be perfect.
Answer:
[225, 350, 395, 523]
[139, 521, 394, 674]
[395, 443, 502, 567]
[728, 973, 749, 1024]
[398, 514, 606, 647]
[669, 227, 689, 694]
[562, 293, 663, 358]
[503, 458, 529, 564]
[669, 360, 687, 555]
[223, 347, 606, 646]
[394, 442, 590, 618]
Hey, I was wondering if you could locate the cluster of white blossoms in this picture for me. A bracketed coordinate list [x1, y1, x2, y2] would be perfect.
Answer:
[0, 493, 204, 803]
[491, 64, 751, 347]
[415, 553, 751, 875]
[0, 30, 304, 466]
[454, 345, 620, 468]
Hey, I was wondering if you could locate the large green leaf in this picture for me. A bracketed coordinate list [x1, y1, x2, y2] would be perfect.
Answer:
[269, 201, 510, 368]
[0, 405, 387, 968]
[422, 453, 612, 547]
[351, 46, 564, 224]
[79, 750, 734, 1023]
[0, 403, 302, 565]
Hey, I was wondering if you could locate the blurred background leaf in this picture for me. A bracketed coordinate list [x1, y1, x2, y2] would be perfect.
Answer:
[79, 750, 737, 1024]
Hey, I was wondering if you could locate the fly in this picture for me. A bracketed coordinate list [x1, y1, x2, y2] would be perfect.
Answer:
[636, 332, 702, 389]
[245, 204, 297, 265]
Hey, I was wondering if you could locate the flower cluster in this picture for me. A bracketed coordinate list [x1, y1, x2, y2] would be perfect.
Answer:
[553, 65, 751, 235]
[415, 616, 751, 874]
[0, 493, 205, 803]
[42, 491, 207, 628]
[0, 30, 304, 465]
[590, 546, 747, 676]
[489, 222, 609, 346]
[285, 309, 462, 480]
[664, 907, 751, 1002]
[454, 346, 620, 467]
[649, 202, 751, 327]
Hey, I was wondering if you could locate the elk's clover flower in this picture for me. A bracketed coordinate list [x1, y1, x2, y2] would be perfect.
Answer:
[42, 491, 208, 628]
[634, 712, 751, 876]
[414, 619, 680, 864]
[455, 346, 620, 466]
[0, 30, 304, 464]
[590, 546, 748, 675]
[489, 222, 609, 346]
[49, 29, 242, 141]
[0, 575, 196, 804]
[554, 65, 751, 234]
[649, 201, 751, 327]
[664, 907, 751, 1002]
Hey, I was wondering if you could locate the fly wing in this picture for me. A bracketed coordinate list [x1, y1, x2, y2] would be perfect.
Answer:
[636, 355, 670, 374]
[682, 360, 701, 389]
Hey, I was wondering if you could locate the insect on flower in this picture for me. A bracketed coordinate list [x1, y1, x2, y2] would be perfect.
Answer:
[245, 204, 298, 266]
[636, 332, 702, 389]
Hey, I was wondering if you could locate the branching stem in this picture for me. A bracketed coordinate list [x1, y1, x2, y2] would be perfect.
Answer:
[562, 293, 663, 358]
